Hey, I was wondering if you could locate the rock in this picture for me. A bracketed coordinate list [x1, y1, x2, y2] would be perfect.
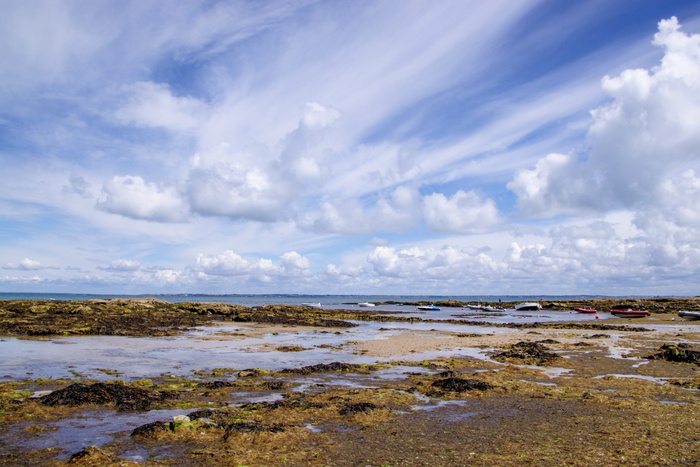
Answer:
[281, 361, 362, 375]
[431, 377, 493, 392]
[39, 382, 174, 411]
[68, 445, 115, 465]
[492, 341, 560, 366]
[647, 343, 700, 364]
[198, 380, 234, 389]
[131, 421, 169, 437]
[339, 402, 379, 415]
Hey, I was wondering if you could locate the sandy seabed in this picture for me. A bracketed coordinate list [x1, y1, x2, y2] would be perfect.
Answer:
[3, 300, 700, 466]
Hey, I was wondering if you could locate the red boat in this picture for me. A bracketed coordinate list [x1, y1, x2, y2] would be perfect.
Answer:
[610, 308, 650, 318]
[575, 307, 597, 313]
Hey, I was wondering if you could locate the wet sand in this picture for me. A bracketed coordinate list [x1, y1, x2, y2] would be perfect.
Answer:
[2, 300, 700, 465]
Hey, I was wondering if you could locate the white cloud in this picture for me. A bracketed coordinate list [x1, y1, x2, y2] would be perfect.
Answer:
[510, 17, 700, 217]
[423, 190, 501, 234]
[97, 175, 189, 223]
[194, 249, 311, 282]
[186, 101, 343, 222]
[280, 251, 310, 271]
[301, 102, 341, 129]
[3, 4, 700, 296]
[301, 185, 422, 235]
[115, 81, 208, 131]
[3, 258, 44, 271]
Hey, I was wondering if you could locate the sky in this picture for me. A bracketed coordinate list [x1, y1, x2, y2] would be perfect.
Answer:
[2, 0, 700, 296]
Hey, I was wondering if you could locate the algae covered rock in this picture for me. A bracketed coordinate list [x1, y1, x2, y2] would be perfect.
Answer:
[39, 382, 175, 411]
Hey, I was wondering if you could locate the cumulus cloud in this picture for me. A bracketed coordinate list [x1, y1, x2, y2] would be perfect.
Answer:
[115, 81, 208, 132]
[194, 250, 310, 281]
[186, 102, 342, 223]
[509, 17, 700, 217]
[423, 190, 501, 233]
[97, 175, 189, 222]
[280, 251, 310, 271]
[300, 186, 423, 235]
[187, 156, 292, 222]
[3, 258, 44, 270]
[367, 245, 499, 280]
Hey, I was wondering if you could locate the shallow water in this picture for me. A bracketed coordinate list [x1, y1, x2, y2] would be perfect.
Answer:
[0, 306, 646, 382]
[0, 318, 509, 381]
[8, 408, 192, 460]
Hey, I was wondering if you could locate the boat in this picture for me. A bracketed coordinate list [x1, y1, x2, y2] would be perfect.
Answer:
[678, 310, 700, 320]
[358, 302, 375, 307]
[514, 302, 542, 311]
[300, 302, 322, 308]
[417, 304, 440, 311]
[480, 305, 506, 312]
[610, 308, 650, 318]
[575, 307, 597, 313]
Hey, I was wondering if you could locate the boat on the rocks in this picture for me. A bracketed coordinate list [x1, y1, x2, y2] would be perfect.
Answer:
[358, 302, 375, 307]
[575, 307, 597, 313]
[514, 302, 542, 311]
[611, 308, 650, 318]
[678, 310, 700, 320]
[301, 302, 322, 308]
[417, 304, 440, 311]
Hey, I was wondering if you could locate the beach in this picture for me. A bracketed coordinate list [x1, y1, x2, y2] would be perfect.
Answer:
[2, 297, 700, 465]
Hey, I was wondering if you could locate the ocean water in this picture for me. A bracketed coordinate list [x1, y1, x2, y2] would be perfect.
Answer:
[0, 292, 605, 306]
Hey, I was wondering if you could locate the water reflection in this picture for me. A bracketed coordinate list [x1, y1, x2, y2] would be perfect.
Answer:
[0, 307, 639, 382]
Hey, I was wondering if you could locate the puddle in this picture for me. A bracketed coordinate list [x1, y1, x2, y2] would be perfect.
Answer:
[521, 379, 558, 387]
[593, 374, 667, 384]
[304, 424, 323, 433]
[526, 366, 574, 379]
[8, 408, 191, 460]
[410, 399, 478, 422]
[228, 392, 285, 404]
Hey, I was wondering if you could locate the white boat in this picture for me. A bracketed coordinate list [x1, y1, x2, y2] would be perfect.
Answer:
[300, 302, 322, 308]
[514, 302, 542, 311]
[480, 305, 506, 312]
[466, 304, 504, 312]
[358, 302, 375, 307]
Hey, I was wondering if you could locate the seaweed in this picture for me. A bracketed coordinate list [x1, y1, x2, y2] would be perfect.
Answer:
[39, 382, 176, 411]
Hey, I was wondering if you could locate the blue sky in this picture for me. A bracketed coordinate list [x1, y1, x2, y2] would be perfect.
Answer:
[2, 0, 700, 296]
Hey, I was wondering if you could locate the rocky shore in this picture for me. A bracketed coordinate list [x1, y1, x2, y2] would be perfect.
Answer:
[2, 297, 700, 465]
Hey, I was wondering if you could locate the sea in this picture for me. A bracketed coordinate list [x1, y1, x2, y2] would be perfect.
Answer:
[0, 292, 607, 306]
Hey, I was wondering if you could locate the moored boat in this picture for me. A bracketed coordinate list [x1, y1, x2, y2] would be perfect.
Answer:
[358, 302, 375, 307]
[466, 304, 505, 312]
[514, 302, 542, 311]
[480, 305, 506, 312]
[301, 302, 322, 308]
[575, 307, 597, 313]
[678, 310, 700, 320]
[611, 308, 650, 318]
[417, 304, 440, 311]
